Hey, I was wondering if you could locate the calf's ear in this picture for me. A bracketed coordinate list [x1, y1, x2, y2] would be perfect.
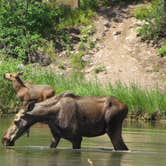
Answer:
[17, 71, 24, 76]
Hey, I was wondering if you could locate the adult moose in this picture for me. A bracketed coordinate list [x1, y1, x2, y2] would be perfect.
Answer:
[4, 72, 55, 107]
[2, 92, 129, 151]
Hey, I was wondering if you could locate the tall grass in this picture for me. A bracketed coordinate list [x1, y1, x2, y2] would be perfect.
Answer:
[0, 60, 165, 116]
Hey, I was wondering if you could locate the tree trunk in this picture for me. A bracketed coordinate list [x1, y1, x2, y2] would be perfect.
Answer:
[71, 0, 80, 9]
[164, 0, 166, 15]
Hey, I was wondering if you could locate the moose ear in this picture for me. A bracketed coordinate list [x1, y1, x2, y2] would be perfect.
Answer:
[17, 71, 24, 76]
[25, 101, 36, 112]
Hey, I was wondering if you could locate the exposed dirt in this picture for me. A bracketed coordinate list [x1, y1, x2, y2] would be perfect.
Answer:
[84, 3, 166, 89]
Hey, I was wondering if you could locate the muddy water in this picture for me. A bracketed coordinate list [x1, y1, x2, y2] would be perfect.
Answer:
[0, 117, 166, 166]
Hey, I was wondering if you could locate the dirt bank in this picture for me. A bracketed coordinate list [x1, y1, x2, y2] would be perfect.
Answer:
[85, 3, 166, 89]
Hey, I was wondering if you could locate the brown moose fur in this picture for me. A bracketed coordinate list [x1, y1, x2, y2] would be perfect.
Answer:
[2, 92, 128, 151]
[4, 72, 55, 106]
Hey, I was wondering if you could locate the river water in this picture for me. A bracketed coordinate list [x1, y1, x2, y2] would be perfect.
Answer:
[0, 117, 166, 166]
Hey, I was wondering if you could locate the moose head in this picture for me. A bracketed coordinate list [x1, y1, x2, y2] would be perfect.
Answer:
[2, 102, 37, 146]
[4, 72, 24, 81]
[2, 96, 60, 146]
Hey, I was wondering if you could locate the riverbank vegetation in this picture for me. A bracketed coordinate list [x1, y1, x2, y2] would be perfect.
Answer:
[0, 60, 165, 120]
[1, 0, 165, 63]
[134, 0, 166, 56]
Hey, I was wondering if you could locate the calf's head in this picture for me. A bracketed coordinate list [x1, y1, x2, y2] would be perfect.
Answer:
[4, 72, 23, 81]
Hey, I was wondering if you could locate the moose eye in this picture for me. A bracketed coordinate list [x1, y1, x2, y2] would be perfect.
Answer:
[8, 74, 12, 78]
[14, 119, 20, 126]
[14, 118, 27, 127]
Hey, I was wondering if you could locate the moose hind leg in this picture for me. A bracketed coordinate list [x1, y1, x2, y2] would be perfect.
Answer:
[105, 105, 128, 151]
[107, 123, 128, 151]
[71, 136, 82, 149]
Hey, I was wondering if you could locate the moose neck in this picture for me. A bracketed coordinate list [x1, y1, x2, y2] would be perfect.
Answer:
[13, 77, 27, 91]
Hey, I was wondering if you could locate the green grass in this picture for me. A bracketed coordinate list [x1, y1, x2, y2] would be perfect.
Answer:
[58, 8, 96, 29]
[94, 65, 106, 73]
[0, 60, 166, 117]
[134, 4, 151, 20]
[159, 40, 166, 57]
[71, 51, 86, 69]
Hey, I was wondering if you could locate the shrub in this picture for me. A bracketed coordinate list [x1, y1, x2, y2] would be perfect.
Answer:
[135, 0, 165, 40]
[71, 52, 86, 69]
[94, 65, 106, 73]
[134, 4, 151, 20]
[81, 0, 99, 9]
[0, 0, 97, 63]
[57, 6, 96, 29]
[0, 0, 61, 61]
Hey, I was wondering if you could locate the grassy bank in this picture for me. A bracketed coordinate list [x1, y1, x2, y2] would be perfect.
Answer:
[0, 60, 165, 120]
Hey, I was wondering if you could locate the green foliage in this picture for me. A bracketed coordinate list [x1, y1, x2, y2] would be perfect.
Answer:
[159, 40, 166, 57]
[58, 7, 96, 29]
[0, 0, 60, 61]
[0, 0, 98, 63]
[81, 0, 99, 9]
[135, 0, 165, 40]
[107, 82, 166, 114]
[94, 65, 106, 73]
[71, 52, 86, 69]
[80, 0, 112, 8]
[41, 40, 57, 61]
[79, 25, 95, 50]
[58, 62, 66, 70]
[134, 4, 151, 20]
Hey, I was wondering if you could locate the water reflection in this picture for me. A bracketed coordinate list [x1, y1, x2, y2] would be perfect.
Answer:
[2, 147, 131, 166]
[124, 120, 166, 129]
[0, 117, 166, 166]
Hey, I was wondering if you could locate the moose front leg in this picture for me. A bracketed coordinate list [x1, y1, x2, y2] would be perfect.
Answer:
[48, 122, 61, 148]
[107, 123, 128, 151]
[50, 136, 60, 148]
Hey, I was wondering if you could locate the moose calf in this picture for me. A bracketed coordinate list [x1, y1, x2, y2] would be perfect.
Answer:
[4, 72, 55, 107]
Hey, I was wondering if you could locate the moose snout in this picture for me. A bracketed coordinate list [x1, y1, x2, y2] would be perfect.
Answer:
[3, 73, 11, 80]
[2, 136, 15, 146]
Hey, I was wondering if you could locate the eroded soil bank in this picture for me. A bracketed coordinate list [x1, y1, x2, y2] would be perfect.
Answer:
[85, 3, 166, 89]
